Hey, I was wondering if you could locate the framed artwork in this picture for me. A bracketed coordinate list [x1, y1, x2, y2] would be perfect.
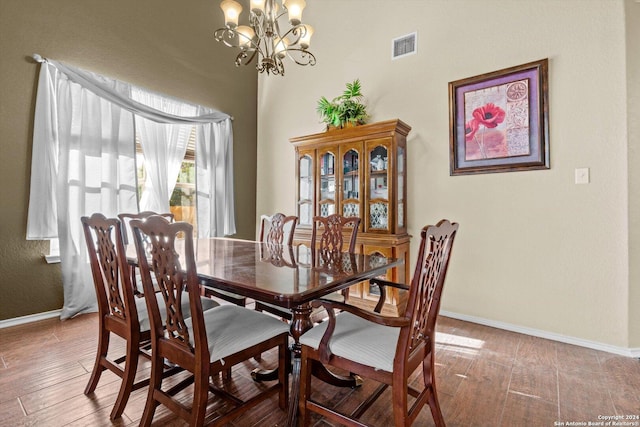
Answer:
[448, 58, 550, 176]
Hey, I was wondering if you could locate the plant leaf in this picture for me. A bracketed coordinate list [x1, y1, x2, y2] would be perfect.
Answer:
[343, 79, 362, 100]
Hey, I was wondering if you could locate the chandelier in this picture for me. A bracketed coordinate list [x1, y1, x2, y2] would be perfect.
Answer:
[214, 0, 316, 76]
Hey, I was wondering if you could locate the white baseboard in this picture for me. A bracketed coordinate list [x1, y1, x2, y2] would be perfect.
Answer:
[440, 310, 640, 358]
[0, 309, 62, 329]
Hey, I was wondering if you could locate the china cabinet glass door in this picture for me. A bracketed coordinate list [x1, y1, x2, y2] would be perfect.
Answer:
[318, 148, 336, 217]
[368, 142, 389, 231]
[397, 145, 405, 229]
[298, 152, 314, 226]
[341, 148, 360, 220]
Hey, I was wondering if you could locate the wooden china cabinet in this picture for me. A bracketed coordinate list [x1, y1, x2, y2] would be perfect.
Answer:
[290, 119, 411, 315]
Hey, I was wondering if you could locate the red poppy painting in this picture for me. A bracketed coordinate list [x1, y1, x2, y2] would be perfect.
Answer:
[449, 59, 549, 175]
[464, 88, 528, 161]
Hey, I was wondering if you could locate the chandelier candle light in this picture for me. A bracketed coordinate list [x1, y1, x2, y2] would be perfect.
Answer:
[214, 0, 316, 76]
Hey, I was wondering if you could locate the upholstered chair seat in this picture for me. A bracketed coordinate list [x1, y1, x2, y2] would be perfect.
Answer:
[299, 311, 400, 372]
[184, 304, 290, 363]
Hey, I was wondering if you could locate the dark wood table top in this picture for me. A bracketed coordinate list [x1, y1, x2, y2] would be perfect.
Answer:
[130, 237, 402, 309]
[192, 238, 402, 309]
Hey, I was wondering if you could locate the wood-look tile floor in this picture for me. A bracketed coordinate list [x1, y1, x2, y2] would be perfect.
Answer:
[0, 309, 638, 426]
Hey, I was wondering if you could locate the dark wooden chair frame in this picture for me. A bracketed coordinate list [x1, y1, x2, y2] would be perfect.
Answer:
[131, 216, 290, 426]
[81, 213, 181, 420]
[258, 212, 299, 246]
[311, 213, 360, 254]
[298, 220, 459, 427]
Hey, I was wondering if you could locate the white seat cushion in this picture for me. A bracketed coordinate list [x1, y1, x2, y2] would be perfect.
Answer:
[299, 312, 400, 372]
[135, 292, 219, 332]
[185, 305, 290, 364]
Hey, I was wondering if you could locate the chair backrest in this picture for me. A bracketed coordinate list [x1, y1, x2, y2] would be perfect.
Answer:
[130, 216, 206, 361]
[82, 213, 138, 328]
[258, 213, 298, 246]
[259, 241, 298, 268]
[118, 211, 174, 245]
[400, 220, 458, 359]
[311, 214, 360, 253]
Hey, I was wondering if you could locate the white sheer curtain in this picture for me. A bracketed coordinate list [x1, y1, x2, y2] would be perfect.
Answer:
[132, 88, 196, 213]
[27, 57, 236, 319]
[196, 117, 235, 237]
[27, 62, 138, 318]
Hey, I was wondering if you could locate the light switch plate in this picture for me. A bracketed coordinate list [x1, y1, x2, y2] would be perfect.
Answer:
[575, 168, 590, 184]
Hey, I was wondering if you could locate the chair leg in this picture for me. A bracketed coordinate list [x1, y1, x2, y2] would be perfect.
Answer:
[84, 320, 110, 395]
[222, 367, 232, 380]
[392, 377, 409, 426]
[278, 338, 290, 410]
[424, 352, 445, 427]
[191, 370, 210, 426]
[298, 348, 312, 427]
[109, 338, 140, 420]
[140, 353, 164, 427]
[253, 305, 264, 362]
[428, 387, 446, 427]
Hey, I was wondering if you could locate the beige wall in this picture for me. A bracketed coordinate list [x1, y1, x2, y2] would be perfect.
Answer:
[626, 0, 640, 348]
[0, 0, 258, 320]
[257, 0, 639, 349]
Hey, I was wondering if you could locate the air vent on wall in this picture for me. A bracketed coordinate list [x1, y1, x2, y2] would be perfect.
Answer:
[392, 32, 417, 60]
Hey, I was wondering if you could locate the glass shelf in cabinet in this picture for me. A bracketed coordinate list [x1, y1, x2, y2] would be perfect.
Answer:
[370, 169, 387, 175]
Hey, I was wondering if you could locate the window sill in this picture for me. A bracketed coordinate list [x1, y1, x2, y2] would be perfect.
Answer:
[45, 254, 61, 264]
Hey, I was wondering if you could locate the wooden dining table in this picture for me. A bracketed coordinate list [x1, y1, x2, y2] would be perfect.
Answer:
[130, 237, 403, 426]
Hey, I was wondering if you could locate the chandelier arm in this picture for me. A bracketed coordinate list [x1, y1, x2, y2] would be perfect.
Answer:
[278, 24, 307, 47]
[283, 48, 316, 66]
[213, 28, 240, 49]
[213, 28, 257, 53]
[236, 49, 260, 67]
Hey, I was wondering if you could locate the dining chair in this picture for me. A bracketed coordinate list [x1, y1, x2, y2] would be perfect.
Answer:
[254, 213, 299, 317]
[298, 219, 459, 427]
[311, 213, 360, 254]
[258, 212, 299, 246]
[81, 213, 219, 420]
[118, 211, 174, 296]
[130, 216, 290, 426]
[255, 213, 358, 321]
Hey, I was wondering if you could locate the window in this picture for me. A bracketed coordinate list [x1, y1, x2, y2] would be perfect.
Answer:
[136, 127, 198, 234]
